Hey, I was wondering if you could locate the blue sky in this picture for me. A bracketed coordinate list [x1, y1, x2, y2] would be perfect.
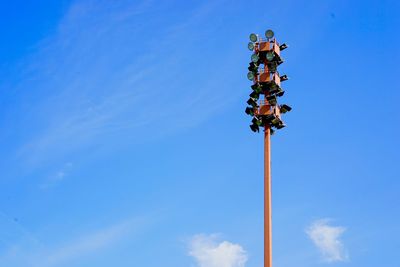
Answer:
[0, 0, 399, 266]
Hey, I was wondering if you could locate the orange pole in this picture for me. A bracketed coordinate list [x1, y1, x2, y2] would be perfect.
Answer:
[264, 125, 272, 267]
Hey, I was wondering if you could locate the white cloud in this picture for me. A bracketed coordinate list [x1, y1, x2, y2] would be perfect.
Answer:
[189, 234, 248, 267]
[306, 219, 348, 262]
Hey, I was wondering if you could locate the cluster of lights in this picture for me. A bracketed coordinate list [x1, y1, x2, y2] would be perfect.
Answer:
[245, 29, 292, 133]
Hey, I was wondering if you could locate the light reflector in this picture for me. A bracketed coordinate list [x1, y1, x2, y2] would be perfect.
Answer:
[265, 29, 274, 39]
[248, 42, 255, 51]
[247, 72, 255, 81]
[280, 104, 292, 113]
[251, 53, 259, 63]
[249, 33, 258, 42]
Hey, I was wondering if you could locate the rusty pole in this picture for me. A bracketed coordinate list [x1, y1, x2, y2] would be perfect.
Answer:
[264, 125, 272, 267]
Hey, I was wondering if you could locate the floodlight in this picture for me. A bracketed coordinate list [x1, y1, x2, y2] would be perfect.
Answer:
[249, 91, 260, 99]
[251, 84, 262, 94]
[271, 117, 281, 126]
[245, 107, 255, 116]
[280, 75, 288, 81]
[279, 43, 288, 51]
[266, 95, 277, 105]
[252, 117, 263, 126]
[268, 84, 284, 96]
[247, 98, 258, 108]
[276, 123, 286, 129]
[266, 51, 275, 61]
[280, 104, 292, 113]
[248, 62, 258, 72]
[248, 42, 255, 51]
[270, 128, 275, 135]
[250, 123, 259, 132]
[265, 29, 274, 39]
[249, 33, 258, 42]
[262, 114, 275, 124]
[267, 62, 277, 72]
[251, 53, 259, 63]
[247, 72, 255, 81]
[251, 83, 260, 90]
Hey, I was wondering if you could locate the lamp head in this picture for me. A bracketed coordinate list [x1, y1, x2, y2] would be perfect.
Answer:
[265, 29, 274, 39]
[248, 42, 255, 51]
[280, 75, 288, 81]
[247, 72, 255, 81]
[247, 98, 258, 108]
[279, 43, 288, 51]
[245, 107, 255, 116]
[250, 123, 259, 132]
[249, 33, 258, 42]
[280, 104, 292, 113]
[266, 51, 275, 61]
[251, 53, 260, 63]
[249, 91, 260, 99]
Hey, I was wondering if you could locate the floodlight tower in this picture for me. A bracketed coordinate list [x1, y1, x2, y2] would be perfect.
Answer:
[245, 29, 291, 267]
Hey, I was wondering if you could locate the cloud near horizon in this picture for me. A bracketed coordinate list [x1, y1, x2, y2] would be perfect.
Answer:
[306, 219, 348, 262]
[189, 234, 248, 267]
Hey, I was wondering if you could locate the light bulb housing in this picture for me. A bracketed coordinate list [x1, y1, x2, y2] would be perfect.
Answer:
[248, 42, 255, 51]
[279, 43, 288, 51]
[280, 104, 292, 113]
[245, 107, 255, 116]
[265, 29, 274, 39]
[249, 33, 258, 42]
[266, 51, 275, 61]
[247, 72, 255, 81]
[251, 53, 259, 63]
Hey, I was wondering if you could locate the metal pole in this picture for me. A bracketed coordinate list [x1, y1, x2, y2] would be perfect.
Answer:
[264, 125, 272, 267]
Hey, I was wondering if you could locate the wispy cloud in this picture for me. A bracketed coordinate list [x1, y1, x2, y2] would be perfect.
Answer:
[0, 217, 144, 267]
[39, 162, 73, 189]
[37, 218, 139, 267]
[306, 219, 348, 262]
[189, 234, 248, 267]
[10, 0, 233, 169]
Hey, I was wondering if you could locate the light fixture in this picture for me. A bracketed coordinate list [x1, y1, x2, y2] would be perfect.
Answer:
[249, 33, 258, 42]
[262, 114, 275, 124]
[247, 98, 258, 108]
[250, 123, 259, 132]
[280, 104, 292, 113]
[270, 128, 275, 135]
[265, 29, 274, 39]
[279, 43, 288, 51]
[277, 89, 285, 97]
[248, 62, 258, 72]
[251, 83, 262, 94]
[268, 84, 284, 96]
[267, 62, 277, 72]
[266, 51, 275, 61]
[245, 29, 291, 134]
[266, 95, 277, 105]
[248, 42, 255, 51]
[249, 91, 260, 99]
[252, 117, 263, 126]
[251, 53, 259, 63]
[245, 107, 255, 116]
[247, 72, 255, 81]
[280, 75, 288, 81]
[276, 123, 286, 129]
[271, 117, 281, 126]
